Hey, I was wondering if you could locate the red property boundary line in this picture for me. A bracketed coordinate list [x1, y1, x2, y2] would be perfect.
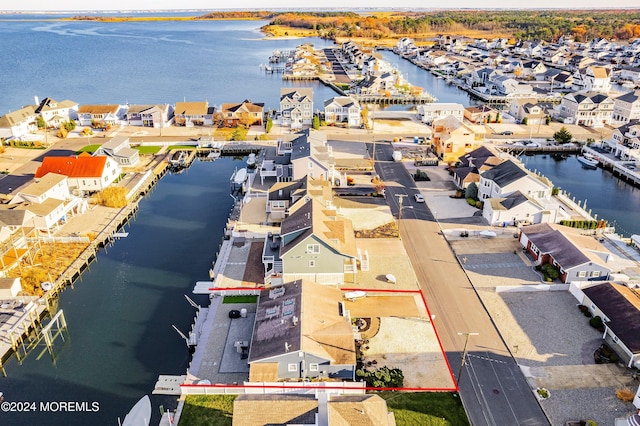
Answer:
[203, 286, 459, 392]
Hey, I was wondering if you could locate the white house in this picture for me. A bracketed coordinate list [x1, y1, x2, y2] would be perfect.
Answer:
[559, 92, 614, 127]
[573, 65, 612, 93]
[323, 96, 361, 128]
[35, 154, 121, 193]
[418, 103, 464, 125]
[76, 104, 128, 127]
[8, 173, 85, 232]
[94, 136, 140, 166]
[280, 88, 313, 129]
[125, 104, 174, 128]
[0, 278, 22, 298]
[613, 90, 640, 123]
[35, 97, 79, 129]
[483, 190, 547, 226]
[478, 160, 552, 202]
[0, 105, 37, 139]
[290, 129, 334, 181]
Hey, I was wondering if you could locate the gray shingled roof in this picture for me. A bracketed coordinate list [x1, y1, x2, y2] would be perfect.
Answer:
[481, 160, 527, 187]
[500, 191, 529, 209]
[523, 226, 590, 269]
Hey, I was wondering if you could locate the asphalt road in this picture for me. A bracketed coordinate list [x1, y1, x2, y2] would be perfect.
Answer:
[372, 141, 550, 426]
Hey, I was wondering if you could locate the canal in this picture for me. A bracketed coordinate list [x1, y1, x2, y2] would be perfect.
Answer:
[0, 158, 240, 425]
[521, 154, 640, 237]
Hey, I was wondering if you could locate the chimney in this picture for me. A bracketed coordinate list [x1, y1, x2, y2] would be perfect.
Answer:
[34, 96, 39, 106]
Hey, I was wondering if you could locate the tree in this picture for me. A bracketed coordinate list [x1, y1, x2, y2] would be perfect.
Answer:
[356, 366, 404, 388]
[522, 117, 528, 126]
[545, 116, 551, 125]
[265, 116, 273, 134]
[230, 127, 248, 141]
[465, 182, 478, 200]
[553, 126, 572, 144]
[37, 116, 46, 129]
[62, 120, 76, 132]
[312, 115, 320, 130]
[237, 112, 258, 129]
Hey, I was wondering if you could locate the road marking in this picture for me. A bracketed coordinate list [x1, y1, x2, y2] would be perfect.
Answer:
[464, 262, 523, 269]
[467, 354, 509, 364]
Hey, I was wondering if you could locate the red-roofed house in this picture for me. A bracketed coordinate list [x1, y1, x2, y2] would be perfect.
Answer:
[35, 154, 121, 193]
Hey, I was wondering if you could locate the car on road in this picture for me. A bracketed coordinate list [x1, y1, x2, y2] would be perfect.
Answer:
[500, 131, 513, 135]
[414, 193, 425, 203]
[228, 310, 241, 319]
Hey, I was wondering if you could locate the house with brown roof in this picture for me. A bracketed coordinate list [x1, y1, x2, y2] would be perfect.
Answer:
[35, 97, 78, 129]
[77, 104, 128, 127]
[432, 116, 480, 163]
[519, 223, 612, 283]
[248, 280, 356, 382]
[452, 146, 503, 189]
[464, 105, 496, 124]
[232, 393, 396, 425]
[35, 154, 121, 193]
[0, 105, 38, 139]
[262, 198, 357, 286]
[574, 282, 640, 369]
[174, 101, 214, 126]
[220, 99, 264, 128]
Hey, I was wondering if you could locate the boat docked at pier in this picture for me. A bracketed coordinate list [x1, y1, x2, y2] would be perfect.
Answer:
[577, 153, 598, 169]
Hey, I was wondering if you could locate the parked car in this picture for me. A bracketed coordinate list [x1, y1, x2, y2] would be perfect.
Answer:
[500, 130, 513, 135]
[229, 310, 241, 319]
[414, 193, 425, 203]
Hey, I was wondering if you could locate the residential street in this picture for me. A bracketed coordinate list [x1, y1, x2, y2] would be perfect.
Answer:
[372, 141, 551, 426]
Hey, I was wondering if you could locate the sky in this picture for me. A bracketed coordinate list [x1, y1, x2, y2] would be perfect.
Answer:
[2, 0, 640, 12]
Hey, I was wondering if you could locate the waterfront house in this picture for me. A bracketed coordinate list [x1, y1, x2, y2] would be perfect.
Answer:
[0, 278, 22, 298]
[220, 99, 264, 128]
[452, 146, 502, 189]
[508, 99, 550, 125]
[262, 198, 357, 286]
[520, 60, 547, 79]
[431, 116, 479, 163]
[35, 97, 79, 129]
[518, 223, 612, 284]
[266, 178, 308, 222]
[572, 65, 612, 93]
[417, 103, 464, 125]
[478, 159, 552, 202]
[280, 88, 313, 129]
[544, 69, 573, 92]
[94, 136, 140, 166]
[464, 105, 496, 123]
[0, 105, 37, 140]
[35, 154, 121, 193]
[232, 394, 395, 425]
[607, 121, 640, 161]
[323, 97, 361, 128]
[573, 282, 640, 369]
[76, 104, 127, 127]
[613, 90, 640, 123]
[257, 146, 293, 185]
[491, 75, 534, 97]
[0, 208, 35, 270]
[8, 173, 86, 232]
[247, 280, 356, 381]
[125, 104, 174, 128]
[174, 101, 213, 126]
[559, 91, 614, 127]
[356, 72, 396, 96]
[290, 129, 334, 181]
[483, 191, 547, 226]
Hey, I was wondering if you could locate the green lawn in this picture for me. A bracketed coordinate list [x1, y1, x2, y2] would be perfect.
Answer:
[134, 145, 161, 155]
[223, 295, 258, 304]
[76, 144, 101, 154]
[179, 395, 236, 426]
[167, 145, 196, 151]
[376, 392, 469, 426]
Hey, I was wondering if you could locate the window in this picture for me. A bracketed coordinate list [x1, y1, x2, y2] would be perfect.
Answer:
[309, 260, 316, 268]
[272, 201, 286, 209]
[577, 271, 587, 278]
[591, 271, 601, 278]
[309, 363, 319, 372]
[288, 363, 298, 372]
[307, 244, 320, 254]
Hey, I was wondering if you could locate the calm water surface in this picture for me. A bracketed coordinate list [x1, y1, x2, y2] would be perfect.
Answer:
[1, 159, 240, 425]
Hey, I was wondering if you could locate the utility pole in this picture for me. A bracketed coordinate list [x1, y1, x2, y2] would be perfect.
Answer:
[395, 194, 407, 239]
[457, 332, 479, 387]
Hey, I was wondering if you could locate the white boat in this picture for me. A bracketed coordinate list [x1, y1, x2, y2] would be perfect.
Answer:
[246, 153, 256, 168]
[577, 153, 598, 168]
[121, 395, 151, 426]
[41, 281, 53, 292]
[345, 290, 366, 301]
[232, 168, 248, 185]
[479, 230, 497, 238]
[385, 274, 397, 284]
